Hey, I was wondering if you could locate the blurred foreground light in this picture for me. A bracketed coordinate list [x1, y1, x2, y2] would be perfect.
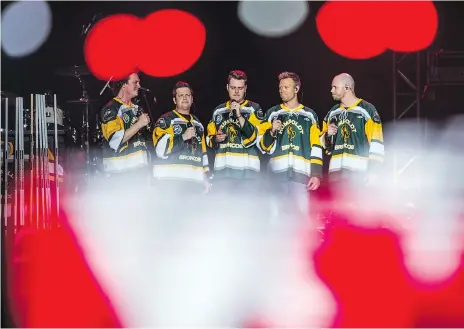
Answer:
[237, 1, 309, 38]
[1, 1, 52, 57]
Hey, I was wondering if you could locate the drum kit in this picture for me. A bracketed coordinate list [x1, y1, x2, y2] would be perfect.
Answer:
[0, 16, 106, 232]
[1, 60, 157, 233]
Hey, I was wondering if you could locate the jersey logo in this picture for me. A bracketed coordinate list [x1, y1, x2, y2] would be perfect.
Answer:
[287, 125, 296, 142]
[341, 125, 350, 142]
[215, 114, 222, 125]
[173, 124, 182, 135]
[228, 125, 239, 142]
[157, 118, 167, 129]
[122, 113, 130, 124]
[102, 108, 116, 123]
[256, 108, 264, 120]
[373, 111, 381, 123]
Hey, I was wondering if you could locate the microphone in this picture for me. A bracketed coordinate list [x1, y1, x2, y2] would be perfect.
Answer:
[186, 122, 194, 141]
[186, 122, 197, 151]
[271, 114, 284, 137]
[230, 100, 240, 119]
[139, 87, 151, 93]
[327, 117, 338, 155]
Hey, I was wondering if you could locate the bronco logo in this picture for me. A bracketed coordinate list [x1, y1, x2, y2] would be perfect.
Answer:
[287, 125, 296, 142]
[341, 125, 350, 143]
[228, 125, 238, 142]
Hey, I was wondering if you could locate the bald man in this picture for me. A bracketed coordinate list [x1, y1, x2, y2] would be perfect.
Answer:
[320, 73, 384, 184]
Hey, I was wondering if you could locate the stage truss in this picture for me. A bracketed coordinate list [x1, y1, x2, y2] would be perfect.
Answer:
[392, 51, 421, 185]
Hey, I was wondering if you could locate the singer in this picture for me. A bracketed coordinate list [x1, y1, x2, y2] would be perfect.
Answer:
[152, 81, 210, 193]
[99, 72, 150, 180]
[257, 72, 323, 219]
[321, 73, 384, 184]
[206, 70, 264, 194]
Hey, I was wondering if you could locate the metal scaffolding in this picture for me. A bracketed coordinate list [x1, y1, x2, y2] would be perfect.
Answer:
[392, 52, 421, 185]
[392, 52, 421, 124]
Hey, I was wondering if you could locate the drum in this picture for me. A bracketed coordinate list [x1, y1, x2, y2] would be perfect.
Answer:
[44, 106, 64, 126]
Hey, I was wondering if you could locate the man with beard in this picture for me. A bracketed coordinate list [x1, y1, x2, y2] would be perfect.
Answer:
[258, 71, 323, 219]
[321, 73, 384, 184]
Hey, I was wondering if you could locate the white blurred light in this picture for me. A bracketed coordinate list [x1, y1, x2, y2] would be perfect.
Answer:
[66, 181, 335, 327]
[237, 1, 309, 37]
[340, 116, 464, 282]
[1, 1, 52, 57]
[63, 116, 464, 325]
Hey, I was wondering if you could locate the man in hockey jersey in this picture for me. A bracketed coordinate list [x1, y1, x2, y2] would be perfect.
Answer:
[152, 81, 210, 193]
[100, 73, 150, 179]
[206, 70, 264, 193]
[321, 73, 384, 184]
[258, 72, 323, 217]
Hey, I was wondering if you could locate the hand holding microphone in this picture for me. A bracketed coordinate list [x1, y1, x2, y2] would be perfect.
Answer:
[230, 101, 241, 119]
[271, 115, 283, 136]
[136, 113, 150, 128]
[327, 118, 338, 155]
[327, 122, 338, 137]
[183, 123, 196, 141]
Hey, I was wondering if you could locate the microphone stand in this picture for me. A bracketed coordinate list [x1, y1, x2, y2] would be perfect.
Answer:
[74, 72, 91, 179]
[78, 13, 101, 181]
[140, 90, 156, 133]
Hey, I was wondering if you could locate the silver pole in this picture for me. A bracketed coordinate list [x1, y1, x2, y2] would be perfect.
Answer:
[43, 95, 51, 225]
[29, 94, 34, 227]
[2, 98, 8, 234]
[19, 98, 25, 227]
[53, 94, 60, 220]
[34, 94, 40, 229]
[0, 96, 2, 221]
[14, 98, 19, 231]
[39, 95, 46, 229]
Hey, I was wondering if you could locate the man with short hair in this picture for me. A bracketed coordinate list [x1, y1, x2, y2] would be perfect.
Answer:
[152, 81, 210, 193]
[206, 70, 264, 193]
[321, 73, 384, 183]
[258, 71, 323, 218]
[100, 72, 150, 176]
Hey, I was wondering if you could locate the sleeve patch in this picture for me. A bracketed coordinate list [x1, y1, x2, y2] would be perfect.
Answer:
[101, 107, 117, 123]
[156, 117, 167, 129]
[255, 108, 265, 120]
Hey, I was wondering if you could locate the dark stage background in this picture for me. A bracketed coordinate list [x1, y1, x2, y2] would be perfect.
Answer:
[2, 1, 464, 128]
[2, 2, 464, 328]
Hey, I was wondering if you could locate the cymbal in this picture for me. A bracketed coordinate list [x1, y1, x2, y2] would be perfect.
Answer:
[66, 99, 100, 104]
[1, 90, 18, 99]
[55, 65, 90, 77]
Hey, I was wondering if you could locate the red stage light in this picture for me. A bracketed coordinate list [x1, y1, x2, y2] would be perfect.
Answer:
[138, 9, 206, 78]
[316, 1, 438, 60]
[84, 14, 141, 80]
[381, 1, 438, 53]
[84, 10, 206, 80]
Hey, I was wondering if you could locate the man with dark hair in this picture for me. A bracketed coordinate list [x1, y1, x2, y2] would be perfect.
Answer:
[152, 81, 210, 193]
[100, 72, 150, 177]
[321, 73, 384, 184]
[258, 71, 323, 219]
[206, 70, 264, 193]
